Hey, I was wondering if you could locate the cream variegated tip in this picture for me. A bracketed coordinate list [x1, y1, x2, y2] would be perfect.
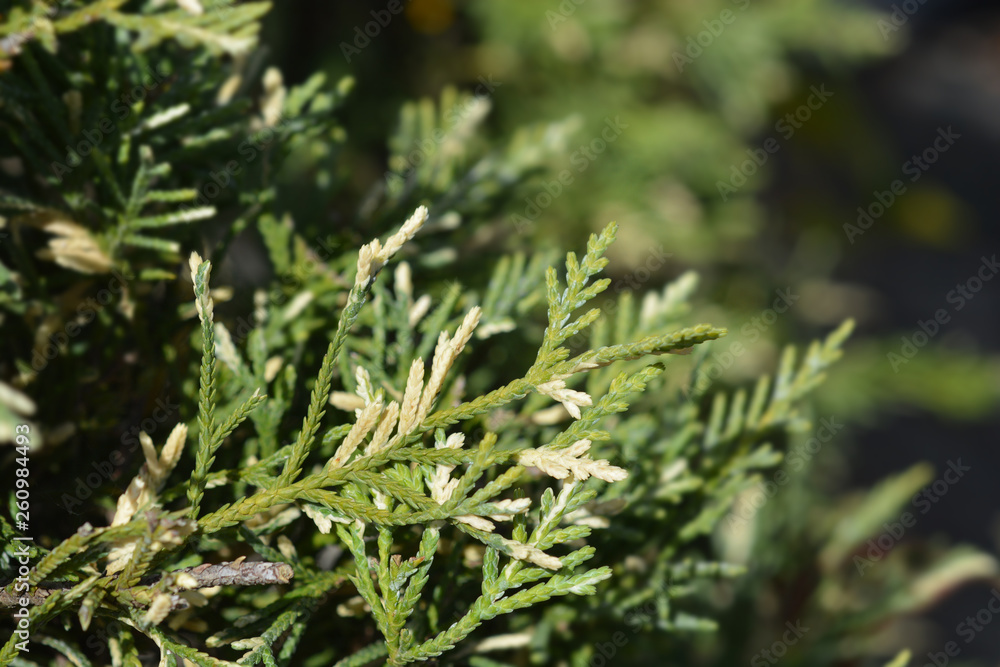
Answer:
[450, 306, 482, 357]
[416, 306, 481, 424]
[488, 497, 531, 520]
[475, 320, 516, 339]
[302, 504, 350, 534]
[253, 289, 269, 324]
[337, 595, 371, 618]
[216, 74, 242, 106]
[327, 394, 384, 471]
[261, 67, 286, 128]
[106, 424, 188, 574]
[536, 379, 592, 420]
[354, 206, 429, 289]
[281, 290, 314, 322]
[36, 219, 112, 274]
[364, 401, 399, 456]
[367, 306, 482, 455]
[397, 358, 426, 436]
[430, 432, 465, 504]
[188, 252, 214, 323]
[504, 538, 561, 570]
[457, 515, 495, 531]
[431, 432, 532, 533]
[176, 0, 204, 14]
[188, 251, 204, 284]
[214, 323, 240, 372]
[471, 632, 533, 653]
[518, 439, 627, 483]
[354, 242, 378, 289]
[303, 504, 333, 534]
[329, 391, 366, 412]
[408, 294, 433, 327]
[278, 535, 296, 560]
[263, 356, 283, 383]
[395, 261, 413, 298]
[154, 423, 188, 485]
[568, 361, 601, 374]
[139, 431, 159, 478]
[0, 380, 35, 418]
[380, 205, 428, 261]
[355, 366, 376, 404]
[530, 405, 569, 425]
[111, 423, 188, 528]
[143, 593, 173, 627]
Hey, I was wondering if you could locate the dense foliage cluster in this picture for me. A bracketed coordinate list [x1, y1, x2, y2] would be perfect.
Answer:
[0, 2, 994, 666]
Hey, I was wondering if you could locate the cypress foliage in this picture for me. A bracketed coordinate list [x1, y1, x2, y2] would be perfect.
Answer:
[0, 3, 988, 666]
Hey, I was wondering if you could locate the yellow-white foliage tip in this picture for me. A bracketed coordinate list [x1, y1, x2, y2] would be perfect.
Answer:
[518, 440, 628, 483]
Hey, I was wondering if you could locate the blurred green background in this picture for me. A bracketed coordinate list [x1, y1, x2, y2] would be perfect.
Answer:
[244, 0, 1000, 663]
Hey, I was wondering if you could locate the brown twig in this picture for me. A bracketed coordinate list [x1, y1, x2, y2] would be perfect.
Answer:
[0, 586, 51, 607]
[163, 557, 294, 587]
[0, 558, 293, 609]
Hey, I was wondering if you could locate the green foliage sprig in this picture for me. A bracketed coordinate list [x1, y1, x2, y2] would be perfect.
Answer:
[0, 3, 903, 666]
